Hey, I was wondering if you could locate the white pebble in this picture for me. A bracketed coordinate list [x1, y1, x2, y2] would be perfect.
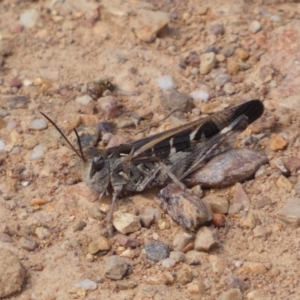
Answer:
[20, 9, 39, 28]
[234, 260, 243, 268]
[30, 145, 46, 160]
[0, 140, 5, 151]
[30, 119, 47, 130]
[21, 181, 30, 187]
[190, 90, 210, 102]
[157, 75, 175, 90]
[75, 95, 93, 105]
[23, 79, 33, 86]
[74, 279, 97, 291]
[249, 20, 262, 34]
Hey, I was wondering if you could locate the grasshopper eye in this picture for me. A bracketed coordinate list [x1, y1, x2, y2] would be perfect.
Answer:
[92, 156, 105, 171]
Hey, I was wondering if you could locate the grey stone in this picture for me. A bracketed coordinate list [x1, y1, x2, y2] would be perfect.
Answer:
[104, 256, 129, 280]
[145, 241, 169, 262]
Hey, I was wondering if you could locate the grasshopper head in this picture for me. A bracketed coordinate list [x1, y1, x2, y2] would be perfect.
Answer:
[40, 112, 111, 195]
[81, 147, 110, 194]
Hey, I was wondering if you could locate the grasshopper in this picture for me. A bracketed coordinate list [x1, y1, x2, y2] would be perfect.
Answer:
[41, 99, 264, 233]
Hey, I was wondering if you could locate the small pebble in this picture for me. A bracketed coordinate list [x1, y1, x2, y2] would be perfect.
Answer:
[218, 288, 243, 300]
[169, 251, 185, 263]
[140, 207, 157, 228]
[161, 258, 176, 269]
[202, 194, 229, 214]
[19, 237, 38, 251]
[88, 236, 111, 255]
[74, 279, 97, 291]
[227, 58, 240, 75]
[10, 77, 22, 88]
[223, 82, 236, 95]
[35, 227, 51, 239]
[209, 23, 224, 35]
[186, 281, 206, 296]
[249, 20, 262, 34]
[221, 45, 236, 57]
[30, 145, 46, 160]
[0, 233, 12, 243]
[214, 74, 231, 87]
[238, 262, 267, 275]
[200, 52, 216, 75]
[23, 79, 33, 86]
[145, 241, 169, 262]
[113, 211, 141, 234]
[88, 205, 105, 221]
[0, 140, 5, 151]
[157, 75, 175, 90]
[190, 89, 210, 102]
[97, 95, 118, 119]
[115, 234, 141, 248]
[0, 249, 26, 298]
[269, 134, 288, 150]
[173, 232, 194, 251]
[194, 227, 218, 252]
[176, 264, 193, 285]
[223, 274, 250, 292]
[20, 9, 39, 28]
[73, 221, 87, 232]
[104, 255, 129, 280]
[29, 119, 47, 130]
[235, 48, 250, 60]
[75, 95, 93, 105]
[277, 198, 300, 225]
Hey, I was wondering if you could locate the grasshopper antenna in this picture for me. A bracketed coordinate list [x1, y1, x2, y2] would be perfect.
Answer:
[40, 112, 86, 162]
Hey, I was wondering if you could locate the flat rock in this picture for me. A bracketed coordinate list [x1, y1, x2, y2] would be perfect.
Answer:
[194, 227, 218, 252]
[104, 255, 129, 280]
[156, 184, 212, 231]
[113, 211, 141, 234]
[277, 198, 300, 225]
[191, 149, 268, 188]
[145, 241, 169, 262]
[0, 249, 26, 298]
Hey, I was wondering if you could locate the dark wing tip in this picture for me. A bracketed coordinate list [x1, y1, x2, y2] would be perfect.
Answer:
[235, 99, 264, 124]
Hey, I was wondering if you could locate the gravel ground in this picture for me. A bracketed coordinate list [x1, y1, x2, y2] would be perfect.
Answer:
[1, 0, 300, 299]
